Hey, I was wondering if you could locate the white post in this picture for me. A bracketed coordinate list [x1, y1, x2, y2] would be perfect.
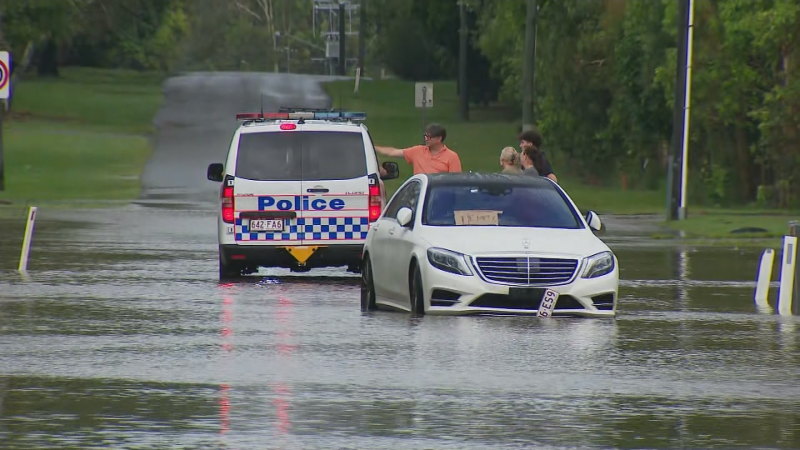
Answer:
[18, 206, 38, 272]
[754, 248, 774, 309]
[778, 236, 797, 316]
[353, 67, 361, 94]
[678, 0, 695, 220]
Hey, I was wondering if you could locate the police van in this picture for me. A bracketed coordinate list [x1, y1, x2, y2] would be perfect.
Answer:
[207, 109, 399, 279]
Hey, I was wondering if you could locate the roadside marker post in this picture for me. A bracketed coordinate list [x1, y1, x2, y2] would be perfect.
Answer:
[754, 248, 774, 310]
[777, 235, 797, 316]
[18, 206, 37, 272]
[790, 221, 800, 315]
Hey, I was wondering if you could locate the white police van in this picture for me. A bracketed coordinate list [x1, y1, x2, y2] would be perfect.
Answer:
[207, 109, 399, 279]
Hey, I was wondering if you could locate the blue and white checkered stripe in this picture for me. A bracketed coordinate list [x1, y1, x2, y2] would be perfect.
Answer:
[235, 217, 369, 241]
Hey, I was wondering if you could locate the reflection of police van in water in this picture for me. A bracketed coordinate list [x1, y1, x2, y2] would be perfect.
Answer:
[207, 110, 399, 279]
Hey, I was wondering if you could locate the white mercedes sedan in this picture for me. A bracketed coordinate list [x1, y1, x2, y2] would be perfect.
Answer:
[360, 173, 618, 317]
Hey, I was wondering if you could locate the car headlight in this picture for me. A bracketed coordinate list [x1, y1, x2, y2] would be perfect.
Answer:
[581, 251, 615, 278]
[427, 247, 473, 276]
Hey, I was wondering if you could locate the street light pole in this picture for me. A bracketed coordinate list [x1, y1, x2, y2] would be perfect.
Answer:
[678, 0, 695, 220]
[521, 0, 537, 131]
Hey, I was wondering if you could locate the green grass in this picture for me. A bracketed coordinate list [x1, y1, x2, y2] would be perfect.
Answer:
[0, 67, 164, 207]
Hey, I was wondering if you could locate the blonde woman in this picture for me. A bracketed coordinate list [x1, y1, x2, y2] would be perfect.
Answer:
[499, 146, 522, 174]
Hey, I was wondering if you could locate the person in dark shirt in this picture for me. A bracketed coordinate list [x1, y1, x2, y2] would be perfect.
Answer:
[519, 129, 557, 183]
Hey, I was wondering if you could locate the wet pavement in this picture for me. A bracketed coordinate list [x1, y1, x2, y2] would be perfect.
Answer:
[1, 73, 798, 449]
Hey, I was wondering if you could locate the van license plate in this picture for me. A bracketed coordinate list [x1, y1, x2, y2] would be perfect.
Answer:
[249, 219, 284, 232]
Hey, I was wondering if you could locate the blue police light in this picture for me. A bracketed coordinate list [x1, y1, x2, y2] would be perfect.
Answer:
[237, 111, 367, 121]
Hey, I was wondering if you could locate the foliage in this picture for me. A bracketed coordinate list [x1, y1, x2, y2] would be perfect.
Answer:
[1, 0, 798, 207]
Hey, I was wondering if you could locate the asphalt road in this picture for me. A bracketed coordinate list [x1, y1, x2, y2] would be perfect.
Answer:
[141, 72, 344, 201]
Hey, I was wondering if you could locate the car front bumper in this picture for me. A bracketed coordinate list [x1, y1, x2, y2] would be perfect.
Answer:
[421, 264, 618, 317]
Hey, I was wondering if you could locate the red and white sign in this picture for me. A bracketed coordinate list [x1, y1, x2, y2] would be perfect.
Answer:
[0, 51, 10, 99]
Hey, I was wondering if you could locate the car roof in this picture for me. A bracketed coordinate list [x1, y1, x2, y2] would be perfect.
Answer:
[423, 172, 554, 188]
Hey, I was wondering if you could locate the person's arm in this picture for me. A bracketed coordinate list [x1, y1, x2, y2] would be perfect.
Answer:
[537, 153, 557, 183]
[449, 154, 462, 173]
[374, 145, 405, 158]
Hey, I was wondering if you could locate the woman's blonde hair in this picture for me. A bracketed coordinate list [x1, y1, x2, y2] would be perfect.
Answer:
[500, 146, 520, 166]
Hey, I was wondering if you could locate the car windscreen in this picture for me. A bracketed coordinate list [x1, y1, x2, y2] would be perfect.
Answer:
[423, 183, 582, 229]
[235, 130, 367, 181]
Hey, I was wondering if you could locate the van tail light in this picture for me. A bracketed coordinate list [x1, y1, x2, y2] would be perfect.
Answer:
[221, 185, 235, 223]
[368, 183, 381, 222]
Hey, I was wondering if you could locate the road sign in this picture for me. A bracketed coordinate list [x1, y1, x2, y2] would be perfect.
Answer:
[0, 51, 10, 99]
[415, 82, 433, 108]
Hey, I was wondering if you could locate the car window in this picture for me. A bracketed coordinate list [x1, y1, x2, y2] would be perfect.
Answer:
[236, 131, 300, 180]
[423, 183, 581, 228]
[384, 180, 420, 219]
[235, 131, 366, 181]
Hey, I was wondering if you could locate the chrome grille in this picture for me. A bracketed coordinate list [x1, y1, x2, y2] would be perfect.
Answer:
[475, 256, 578, 285]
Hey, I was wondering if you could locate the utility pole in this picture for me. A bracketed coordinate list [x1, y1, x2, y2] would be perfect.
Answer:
[521, 0, 537, 131]
[338, 2, 346, 75]
[667, 0, 690, 220]
[458, 1, 468, 121]
[358, 0, 366, 75]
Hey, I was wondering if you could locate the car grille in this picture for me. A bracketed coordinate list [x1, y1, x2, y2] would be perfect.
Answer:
[474, 256, 579, 285]
[470, 293, 583, 310]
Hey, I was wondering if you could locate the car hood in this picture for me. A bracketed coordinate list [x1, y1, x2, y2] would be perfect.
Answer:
[417, 226, 610, 258]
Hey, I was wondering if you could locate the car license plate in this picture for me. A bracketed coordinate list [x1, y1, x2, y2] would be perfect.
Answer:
[249, 219, 284, 232]
[537, 288, 559, 317]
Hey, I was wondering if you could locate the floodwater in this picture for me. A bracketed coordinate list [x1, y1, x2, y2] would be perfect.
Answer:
[1, 72, 798, 448]
[1, 205, 797, 449]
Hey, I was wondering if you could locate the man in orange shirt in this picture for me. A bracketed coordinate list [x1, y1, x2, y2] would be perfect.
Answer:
[375, 123, 462, 174]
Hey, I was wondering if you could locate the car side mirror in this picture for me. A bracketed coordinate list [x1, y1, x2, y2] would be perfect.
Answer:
[396, 207, 413, 227]
[585, 210, 603, 232]
[381, 161, 399, 180]
[207, 163, 224, 182]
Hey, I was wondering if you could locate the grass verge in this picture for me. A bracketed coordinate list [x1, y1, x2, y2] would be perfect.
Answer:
[0, 67, 164, 208]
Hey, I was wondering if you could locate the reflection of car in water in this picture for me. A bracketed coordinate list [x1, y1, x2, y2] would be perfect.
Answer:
[361, 172, 618, 317]
[206, 110, 399, 279]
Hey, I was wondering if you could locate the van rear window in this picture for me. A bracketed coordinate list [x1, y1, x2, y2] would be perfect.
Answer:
[235, 131, 367, 181]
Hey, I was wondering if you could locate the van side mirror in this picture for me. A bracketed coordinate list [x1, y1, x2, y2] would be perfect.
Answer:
[381, 161, 399, 180]
[207, 163, 224, 182]
[585, 210, 603, 232]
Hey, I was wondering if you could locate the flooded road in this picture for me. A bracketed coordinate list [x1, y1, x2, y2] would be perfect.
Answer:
[1, 73, 799, 448]
[1, 205, 798, 449]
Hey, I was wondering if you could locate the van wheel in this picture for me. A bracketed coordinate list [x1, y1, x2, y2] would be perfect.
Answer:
[360, 255, 376, 311]
[409, 264, 425, 316]
[219, 254, 242, 280]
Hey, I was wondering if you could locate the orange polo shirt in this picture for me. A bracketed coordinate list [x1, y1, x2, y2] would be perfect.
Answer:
[403, 145, 462, 174]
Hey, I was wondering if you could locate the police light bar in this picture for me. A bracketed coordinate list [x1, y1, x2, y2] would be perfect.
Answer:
[235, 111, 366, 121]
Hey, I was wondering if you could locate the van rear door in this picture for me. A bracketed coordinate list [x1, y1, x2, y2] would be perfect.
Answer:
[298, 130, 370, 246]
[231, 129, 303, 245]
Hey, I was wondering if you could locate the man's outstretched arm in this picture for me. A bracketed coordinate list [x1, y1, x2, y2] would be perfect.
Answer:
[375, 145, 405, 158]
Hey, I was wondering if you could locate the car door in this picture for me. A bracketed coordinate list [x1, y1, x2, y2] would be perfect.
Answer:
[298, 130, 370, 247]
[370, 180, 421, 305]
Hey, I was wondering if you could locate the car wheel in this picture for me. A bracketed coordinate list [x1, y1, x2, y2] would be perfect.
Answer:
[219, 254, 243, 280]
[409, 264, 426, 316]
[360, 255, 376, 311]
